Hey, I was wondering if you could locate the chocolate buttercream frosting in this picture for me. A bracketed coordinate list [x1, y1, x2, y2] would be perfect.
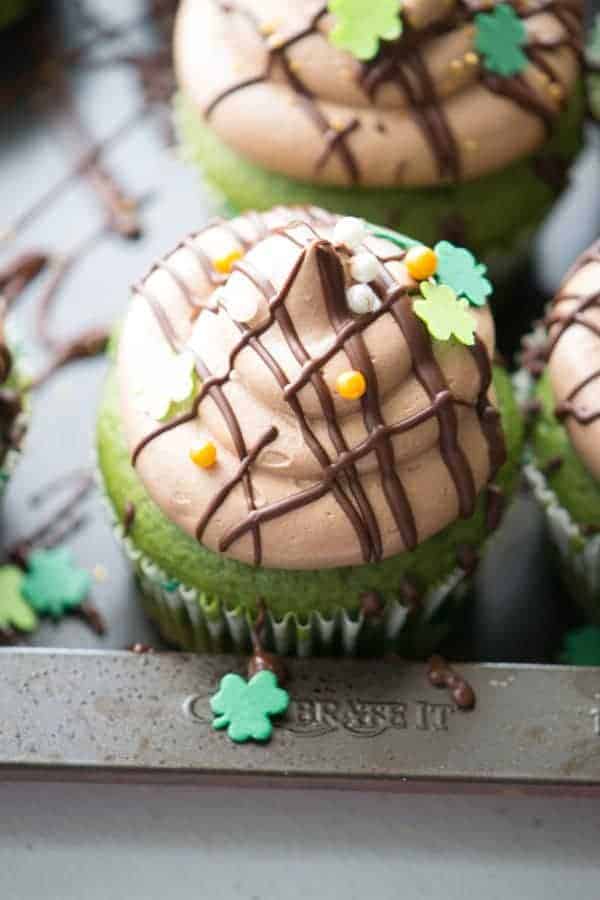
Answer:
[118, 206, 505, 569]
[175, 0, 583, 188]
[544, 239, 600, 482]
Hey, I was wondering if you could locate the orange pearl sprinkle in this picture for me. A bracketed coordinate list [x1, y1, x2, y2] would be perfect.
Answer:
[189, 441, 217, 469]
[336, 370, 367, 400]
[405, 245, 438, 281]
[214, 249, 243, 275]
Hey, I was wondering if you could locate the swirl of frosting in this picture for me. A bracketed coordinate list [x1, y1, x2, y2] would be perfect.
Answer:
[118, 207, 505, 569]
[174, 0, 583, 188]
[545, 240, 600, 482]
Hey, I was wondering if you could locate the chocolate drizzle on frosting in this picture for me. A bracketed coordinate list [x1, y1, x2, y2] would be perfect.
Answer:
[128, 207, 505, 568]
[197, 0, 582, 187]
[544, 241, 600, 426]
[204, 2, 362, 183]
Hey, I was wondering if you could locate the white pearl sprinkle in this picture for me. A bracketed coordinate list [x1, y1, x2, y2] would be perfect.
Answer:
[346, 284, 381, 315]
[332, 216, 367, 251]
[350, 251, 379, 284]
[220, 290, 258, 324]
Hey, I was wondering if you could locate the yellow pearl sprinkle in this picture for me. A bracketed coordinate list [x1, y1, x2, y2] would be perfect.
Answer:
[450, 58, 464, 73]
[336, 370, 367, 400]
[464, 51, 479, 66]
[213, 249, 243, 275]
[548, 82, 564, 101]
[190, 441, 217, 469]
[259, 19, 279, 36]
[405, 246, 438, 281]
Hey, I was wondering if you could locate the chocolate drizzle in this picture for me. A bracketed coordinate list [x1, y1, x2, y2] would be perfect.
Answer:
[247, 600, 288, 684]
[123, 501, 136, 536]
[201, 0, 582, 186]
[130, 208, 506, 567]
[205, 2, 361, 184]
[427, 654, 476, 710]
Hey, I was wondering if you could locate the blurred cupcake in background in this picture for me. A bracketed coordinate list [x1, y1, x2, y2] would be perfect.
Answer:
[521, 240, 600, 622]
[97, 205, 523, 656]
[0, 303, 28, 496]
[173, 0, 585, 270]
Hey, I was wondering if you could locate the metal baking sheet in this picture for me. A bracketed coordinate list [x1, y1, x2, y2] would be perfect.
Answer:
[1, 0, 600, 790]
[1, 649, 600, 792]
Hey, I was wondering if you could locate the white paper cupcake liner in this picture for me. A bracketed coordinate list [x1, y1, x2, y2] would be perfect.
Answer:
[524, 461, 600, 617]
[98, 470, 472, 656]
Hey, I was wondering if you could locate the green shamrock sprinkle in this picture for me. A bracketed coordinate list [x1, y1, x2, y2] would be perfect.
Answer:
[210, 670, 290, 743]
[559, 626, 600, 666]
[413, 281, 476, 346]
[0, 566, 38, 633]
[434, 241, 492, 308]
[22, 548, 91, 619]
[474, 3, 527, 77]
[328, 0, 403, 62]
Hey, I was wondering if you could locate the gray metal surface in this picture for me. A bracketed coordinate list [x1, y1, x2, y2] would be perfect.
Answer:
[0, 649, 599, 790]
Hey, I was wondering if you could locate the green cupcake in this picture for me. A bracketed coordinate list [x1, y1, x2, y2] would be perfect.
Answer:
[522, 240, 600, 622]
[97, 206, 522, 656]
[173, 0, 584, 264]
[0, 324, 28, 495]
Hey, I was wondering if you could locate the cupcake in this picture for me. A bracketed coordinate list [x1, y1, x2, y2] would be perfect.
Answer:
[97, 206, 523, 656]
[174, 0, 584, 261]
[0, 312, 27, 495]
[522, 240, 600, 622]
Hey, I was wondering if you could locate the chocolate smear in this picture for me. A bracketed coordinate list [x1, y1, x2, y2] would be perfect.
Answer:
[247, 600, 288, 685]
[427, 654, 476, 710]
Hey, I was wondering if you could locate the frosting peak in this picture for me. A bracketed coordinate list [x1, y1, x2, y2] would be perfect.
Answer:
[118, 207, 505, 569]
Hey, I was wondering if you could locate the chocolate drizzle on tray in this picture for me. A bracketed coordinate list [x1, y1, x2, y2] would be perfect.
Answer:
[247, 600, 289, 685]
[427, 653, 476, 710]
[202, 0, 582, 186]
[130, 208, 506, 567]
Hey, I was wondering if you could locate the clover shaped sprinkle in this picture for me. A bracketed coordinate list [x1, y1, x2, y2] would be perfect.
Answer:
[135, 349, 196, 421]
[0, 566, 38, 633]
[328, 0, 403, 61]
[22, 548, 91, 619]
[210, 670, 290, 743]
[434, 241, 492, 307]
[474, 4, 527, 77]
[413, 282, 476, 346]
